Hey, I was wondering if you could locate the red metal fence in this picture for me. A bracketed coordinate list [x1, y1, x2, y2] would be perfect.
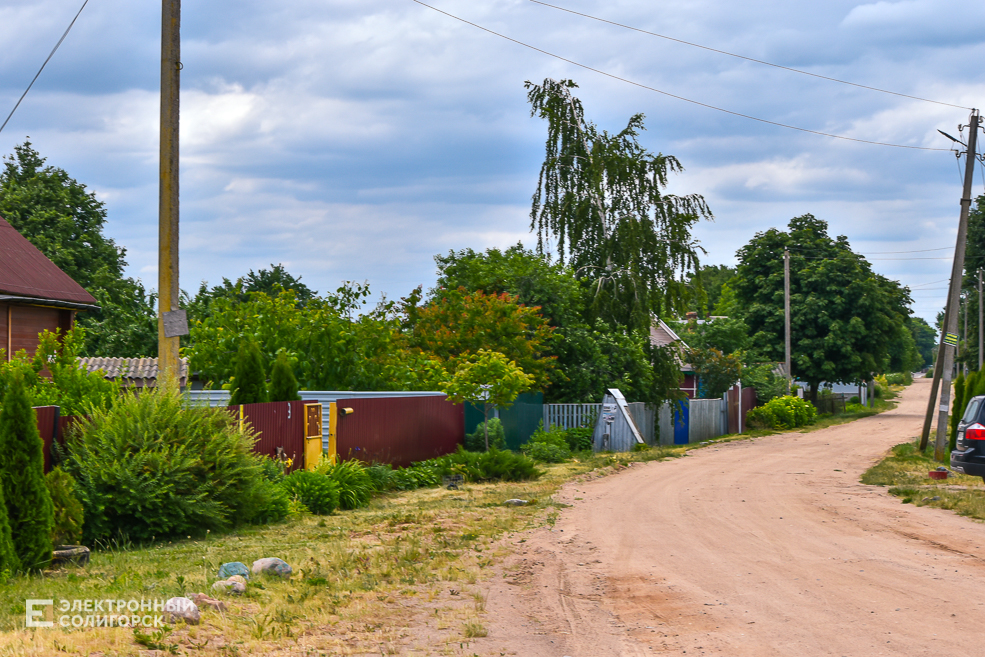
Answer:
[336, 396, 463, 467]
[234, 400, 310, 472]
[726, 386, 758, 434]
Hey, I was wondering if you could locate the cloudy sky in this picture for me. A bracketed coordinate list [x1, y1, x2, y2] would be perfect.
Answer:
[2, 0, 984, 325]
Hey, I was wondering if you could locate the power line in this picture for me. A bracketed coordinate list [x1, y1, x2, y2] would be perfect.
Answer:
[785, 245, 952, 255]
[410, 0, 951, 152]
[530, 1, 970, 111]
[0, 0, 90, 137]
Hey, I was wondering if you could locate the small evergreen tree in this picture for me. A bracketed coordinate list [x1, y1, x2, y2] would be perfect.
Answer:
[0, 478, 20, 574]
[268, 351, 300, 402]
[0, 369, 54, 570]
[229, 340, 267, 405]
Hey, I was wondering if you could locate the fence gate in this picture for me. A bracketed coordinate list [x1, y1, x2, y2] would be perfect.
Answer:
[304, 403, 324, 470]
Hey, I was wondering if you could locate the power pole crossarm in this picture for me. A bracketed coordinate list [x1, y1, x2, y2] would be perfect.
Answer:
[158, 0, 180, 381]
[935, 109, 980, 461]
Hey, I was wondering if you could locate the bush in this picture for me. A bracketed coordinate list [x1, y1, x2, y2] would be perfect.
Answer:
[0, 369, 54, 570]
[65, 384, 270, 544]
[45, 467, 84, 546]
[745, 395, 817, 430]
[565, 425, 594, 452]
[268, 350, 300, 402]
[319, 460, 374, 510]
[251, 479, 292, 524]
[229, 339, 267, 405]
[256, 455, 288, 484]
[521, 423, 571, 463]
[464, 418, 506, 452]
[392, 465, 442, 490]
[741, 363, 788, 403]
[884, 372, 913, 386]
[417, 446, 541, 482]
[364, 463, 397, 492]
[281, 471, 340, 515]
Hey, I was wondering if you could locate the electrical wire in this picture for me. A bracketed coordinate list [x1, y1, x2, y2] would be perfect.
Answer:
[410, 0, 952, 152]
[0, 0, 90, 137]
[529, 1, 970, 111]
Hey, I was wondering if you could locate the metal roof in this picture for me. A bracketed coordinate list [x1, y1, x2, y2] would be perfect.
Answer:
[0, 216, 98, 306]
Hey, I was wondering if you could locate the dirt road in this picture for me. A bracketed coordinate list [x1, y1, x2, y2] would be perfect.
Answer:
[483, 379, 985, 656]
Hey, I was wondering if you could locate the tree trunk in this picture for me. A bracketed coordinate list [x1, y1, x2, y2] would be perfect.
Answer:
[484, 402, 490, 451]
[808, 383, 818, 405]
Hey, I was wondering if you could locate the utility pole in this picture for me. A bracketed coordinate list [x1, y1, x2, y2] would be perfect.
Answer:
[979, 268, 983, 371]
[784, 249, 792, 389]
[920, 298, 951, 451]
[158, 0, 183, 381]
[963, 294, 968, 375]
[935, 109, 980, 462]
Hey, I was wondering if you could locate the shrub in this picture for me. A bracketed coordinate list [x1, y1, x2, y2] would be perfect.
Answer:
[464, 418, 506, 452]
[251, 479, 291, 524]
[0, 481, 18, 573]
[257, 455, 288, 484]
[364, 463, 397, 492]
[745, 395, 817, 430]
[268, 350, 300, 402]
[521, 423, 571, 463]
[417, 446, 541, 482]
[392, 465, 442, 490]
[319, 460, 374, 510]
[45, 467, 84, 546]
[229, 339, 267, 405]
[281, 471, 340, 515]
[65, 384, 270, 544]
[0, 369, 54, 570]
[740, 363, 788, 403]
[565, 425, 594, 452]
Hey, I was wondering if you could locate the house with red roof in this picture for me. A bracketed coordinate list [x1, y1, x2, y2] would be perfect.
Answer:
[0, 216, 99, 359]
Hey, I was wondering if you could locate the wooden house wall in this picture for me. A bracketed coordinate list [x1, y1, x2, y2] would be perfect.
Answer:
[0, 302, 74, 359]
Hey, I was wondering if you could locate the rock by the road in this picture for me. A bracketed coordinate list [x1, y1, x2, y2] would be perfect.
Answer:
[217, 561, 250, 580]
[164, 597, 200, 625]
[252, 557, 292, 577]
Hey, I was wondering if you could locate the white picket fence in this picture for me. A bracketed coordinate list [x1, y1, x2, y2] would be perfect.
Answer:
[543, 403, 601, 430]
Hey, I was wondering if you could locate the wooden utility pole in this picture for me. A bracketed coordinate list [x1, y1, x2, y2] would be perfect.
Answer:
[979, 268, 983, 371]
[920, 299, 950, 451]
[784, 249, 791, 387]
[935, 109, 980, 461]
[158, 0, 181, 380]
[963, 294, 968, 375]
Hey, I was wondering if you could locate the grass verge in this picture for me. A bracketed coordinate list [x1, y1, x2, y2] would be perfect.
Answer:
[862, 440, 985, 519]
[0, 446, 683, 656]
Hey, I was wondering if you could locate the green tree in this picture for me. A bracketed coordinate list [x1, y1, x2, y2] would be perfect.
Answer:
[431, 244, 683, 403]
[730, 214, 913, 401]
[689, 265, 736, 316]
[441, 350, 535, 450]
[0, 142, 157, 357]
[908, 317, 937, 369]
[0, 369, 54, 570]
[670, 316, 750, 356]
[526, 78, 712, 332]
[268, 350, 300, 402]
[689, 347, 742, 398]
[229, 340, 268, 405]
[0, 479, 19, 574]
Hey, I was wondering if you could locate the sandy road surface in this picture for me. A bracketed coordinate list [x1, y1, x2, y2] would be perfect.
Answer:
[481, 379, 985, 656]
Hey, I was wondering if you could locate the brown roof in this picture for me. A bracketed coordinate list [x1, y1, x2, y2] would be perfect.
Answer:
[77, 357, 189, 388]
[0, 216, 98, 307]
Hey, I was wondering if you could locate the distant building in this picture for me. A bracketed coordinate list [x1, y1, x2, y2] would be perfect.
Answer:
[0, 216, 98, 359]
[649, 317, 698, 398]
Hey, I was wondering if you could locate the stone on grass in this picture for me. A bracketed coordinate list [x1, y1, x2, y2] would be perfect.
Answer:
[504, 499, 528, 506]
[164, 597, 200, 625]
[217, 561, 250, 580]
[252, 557, 292, 578]
[211, 579, 247, 595]
[228, 575, 247, 585]
[189, 593, 227, 612]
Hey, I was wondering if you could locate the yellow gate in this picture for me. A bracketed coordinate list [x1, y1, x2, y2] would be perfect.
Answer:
[303, 403, 323, 470]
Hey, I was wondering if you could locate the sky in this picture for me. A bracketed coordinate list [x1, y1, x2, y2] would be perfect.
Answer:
[2, 0, 984, 326]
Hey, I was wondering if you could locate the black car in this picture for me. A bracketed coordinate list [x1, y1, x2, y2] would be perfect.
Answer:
[951, 394, 985, 481]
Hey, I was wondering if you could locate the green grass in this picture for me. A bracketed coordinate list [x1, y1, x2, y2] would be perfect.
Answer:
[0, 447, 683, 656]
[862, 439, 985, 519]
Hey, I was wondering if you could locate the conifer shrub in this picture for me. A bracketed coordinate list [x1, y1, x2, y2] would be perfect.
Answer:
[268, 350, 300, 402]
[281, 471, 340, 515]
[65, 385, 269, 543]
[0, 369, 54, 570]
[250, 479, 292, 524]
[229, 339, 268, 405]
[0, 480, 19, 574]
[45, 467, 84, 546]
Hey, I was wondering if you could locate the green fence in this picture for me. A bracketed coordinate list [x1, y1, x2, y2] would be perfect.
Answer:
[464, 392, 544, 451]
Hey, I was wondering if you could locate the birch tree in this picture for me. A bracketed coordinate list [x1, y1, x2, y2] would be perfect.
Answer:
[526, 78, 712, 332]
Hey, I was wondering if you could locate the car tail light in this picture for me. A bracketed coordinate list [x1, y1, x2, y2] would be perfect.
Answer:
[966, 423, 985, 441]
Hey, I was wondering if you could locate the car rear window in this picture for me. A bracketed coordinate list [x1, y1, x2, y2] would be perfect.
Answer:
[963, 398, 982, 423]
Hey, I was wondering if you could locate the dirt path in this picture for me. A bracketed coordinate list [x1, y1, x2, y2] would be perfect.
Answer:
[480, 379, 985, 656]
